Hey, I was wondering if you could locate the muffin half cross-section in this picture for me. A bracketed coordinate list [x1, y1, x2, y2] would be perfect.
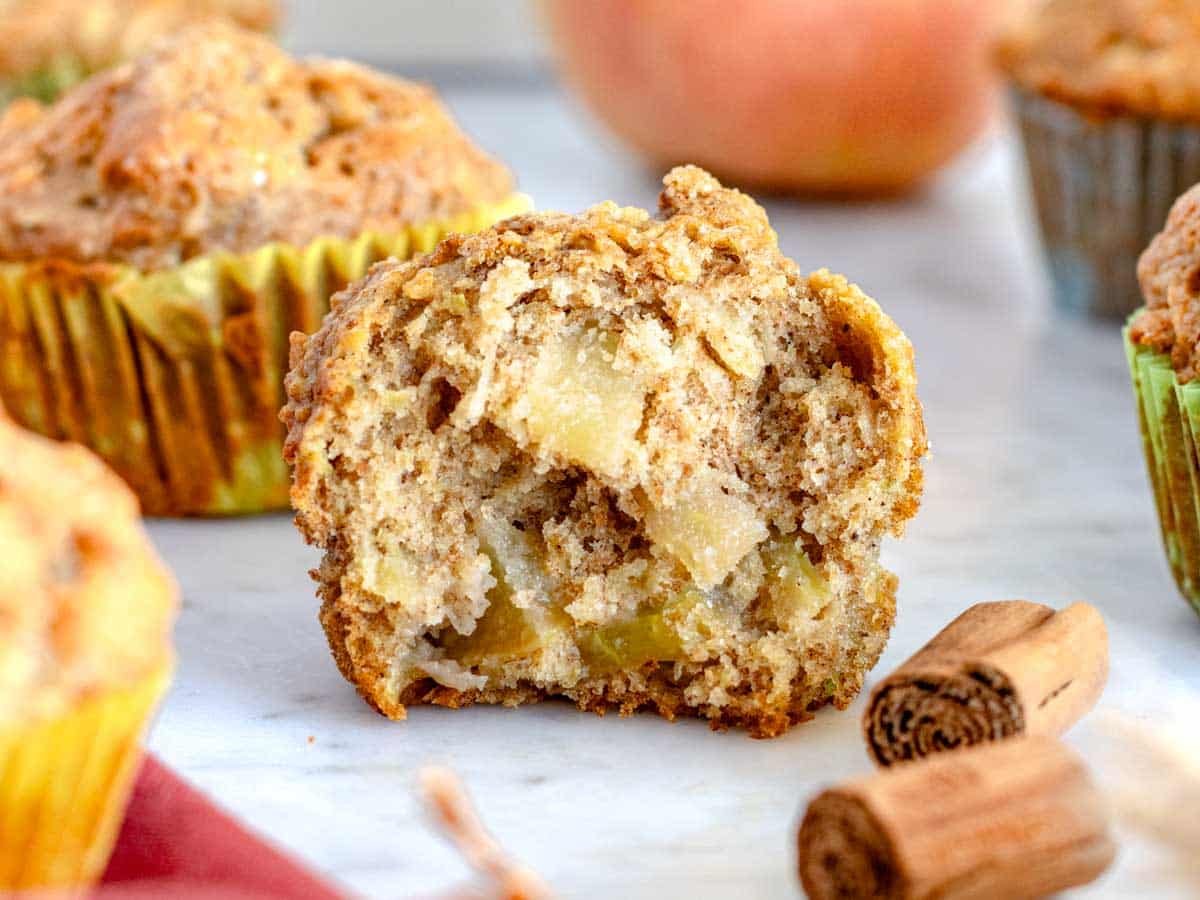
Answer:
[283, 167, 926, 737]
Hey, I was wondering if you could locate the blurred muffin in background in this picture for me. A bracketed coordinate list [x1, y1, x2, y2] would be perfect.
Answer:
[1126, 185, 1200, 618]
[0, 23, 527, 516]
[542, 0, 1001, 196]
[0, 415, 176, 892]
[997, 0, 1200, 318]
[0, 0, 279, 104]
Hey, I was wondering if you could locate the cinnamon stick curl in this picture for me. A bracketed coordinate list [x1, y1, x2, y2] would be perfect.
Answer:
[797, 736, 1116, 900]
[863, 600, 1108, 766]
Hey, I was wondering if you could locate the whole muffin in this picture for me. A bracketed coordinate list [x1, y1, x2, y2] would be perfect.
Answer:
[284, 167, 927, 738]
[996, 0, 1200, 317]
[0, 0, 279, 103]
[0, 415, 176, 891]
[1126, 183, 1200, 616]
[0, 23, 526, 515]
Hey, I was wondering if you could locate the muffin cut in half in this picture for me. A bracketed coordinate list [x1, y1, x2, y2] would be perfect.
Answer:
[0, 23, 525, 515]
[284, 167, 926, 737]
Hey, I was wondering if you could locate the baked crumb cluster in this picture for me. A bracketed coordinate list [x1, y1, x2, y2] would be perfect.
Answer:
[0, 23, 514, 271]
[996, 0, 1200, 120]
[283, 167, 925, 737]
[0, 417, 176, 727]
[1133, 184, 1200, 379]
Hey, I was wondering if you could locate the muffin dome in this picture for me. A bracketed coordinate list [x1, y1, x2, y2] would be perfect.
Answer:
[0, 22, 516, 271]
[284, 167, 926, 737]
[0, 416, 176, 727]
[996, 0, 1200, 120]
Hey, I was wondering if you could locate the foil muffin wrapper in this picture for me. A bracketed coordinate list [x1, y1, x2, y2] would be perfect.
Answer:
[1013, 88, 1200, 318]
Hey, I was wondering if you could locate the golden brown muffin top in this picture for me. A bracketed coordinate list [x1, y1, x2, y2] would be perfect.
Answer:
[0, 0, 278, 83]
[996, 0, 1200, 120]
[1133, 184, 1200, 379]
[0, 23, 517, 271]
[0, 418, 176, 728]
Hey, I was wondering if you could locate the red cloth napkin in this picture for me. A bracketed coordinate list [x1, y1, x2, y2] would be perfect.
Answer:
[99, 755, 347, 899]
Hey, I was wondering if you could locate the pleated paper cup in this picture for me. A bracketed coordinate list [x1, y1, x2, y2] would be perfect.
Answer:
[0, 663, 171, 893]
[1012, 87, 1200, 319]
[0, 195, 529, 515]
[1125, 320, 1200, 616]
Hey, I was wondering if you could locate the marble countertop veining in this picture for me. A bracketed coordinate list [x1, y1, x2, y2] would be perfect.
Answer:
[144, 84, 1200, 899]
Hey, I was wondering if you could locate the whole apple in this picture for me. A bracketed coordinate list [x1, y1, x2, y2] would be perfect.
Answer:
[543, 0, 1002, 196]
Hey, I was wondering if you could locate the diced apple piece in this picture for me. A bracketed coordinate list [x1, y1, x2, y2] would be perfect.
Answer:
[577, 589, 700, 675]
[645, 476, 767, 589]
[363, 547, 425, 600]
[476, 509, 550, 599]
[761, 535, 832, 624]
[441, 595, 546, 669]
[523, 327, 645, 476]
[442, 511, 562, 671]
[705, 307, 764, 380]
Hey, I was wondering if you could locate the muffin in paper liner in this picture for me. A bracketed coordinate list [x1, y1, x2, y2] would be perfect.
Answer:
[0, 0, 280, 105]
[1125, 320, 1200, 615]
[0, 195, 529, 516]
[1012, 87, 1200, 318]
[0, 663, 171, 892]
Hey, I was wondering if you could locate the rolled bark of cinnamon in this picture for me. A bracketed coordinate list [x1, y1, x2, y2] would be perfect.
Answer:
[797, 736, 1116, 900]
[863, 600, 1108, 766]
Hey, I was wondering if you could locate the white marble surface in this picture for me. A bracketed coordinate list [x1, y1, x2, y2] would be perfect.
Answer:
[144, 85, 1200, 899]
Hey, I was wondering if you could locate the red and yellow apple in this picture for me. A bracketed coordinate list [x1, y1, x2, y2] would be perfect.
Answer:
[542, 0, 1004, 196]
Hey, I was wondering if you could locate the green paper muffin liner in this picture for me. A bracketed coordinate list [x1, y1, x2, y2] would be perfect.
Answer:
[0, 195, 530, 515]
[0, 55, 91, 105]
[1125, 320, 1200, 615]
[1012, 87, 1200, 319]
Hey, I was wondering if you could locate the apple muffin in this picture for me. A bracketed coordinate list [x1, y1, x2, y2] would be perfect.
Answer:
[0, 414, 176, 890]
[283, 167, 926, 737]
[0, 23, 526, 515]
[996, 0, 1200, 317]
[0, 0, 279, 104]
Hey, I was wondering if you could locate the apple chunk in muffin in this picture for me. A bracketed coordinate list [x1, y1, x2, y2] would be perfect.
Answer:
[283, 166, 926, 737]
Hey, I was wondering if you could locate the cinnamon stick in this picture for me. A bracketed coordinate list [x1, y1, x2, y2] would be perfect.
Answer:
[863, 600, 1108, 766]
[797, 736, 1116, 900]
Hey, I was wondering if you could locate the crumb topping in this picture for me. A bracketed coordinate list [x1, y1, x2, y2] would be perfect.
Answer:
[283, 166, 926, 736]
[1134, 184, 1200, 380]
[0, 22, 515, 270]
[0, 417, 176, 727]
[996, 0, 1200, 120]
